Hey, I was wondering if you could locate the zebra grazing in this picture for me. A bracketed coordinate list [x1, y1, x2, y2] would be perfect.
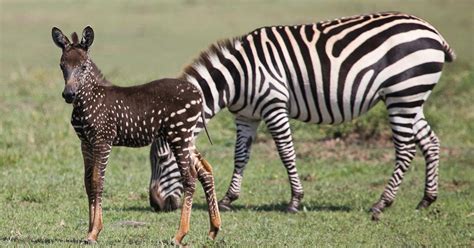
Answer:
[148, 12, 455, 219]
[51, 26, 220, 245]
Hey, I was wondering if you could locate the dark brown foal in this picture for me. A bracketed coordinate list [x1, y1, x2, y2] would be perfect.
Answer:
[52, 26, 220, 245]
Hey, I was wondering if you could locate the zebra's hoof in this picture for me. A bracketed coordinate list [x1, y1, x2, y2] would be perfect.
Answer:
[416, 195, 437, 210]
[369, 207, 382, 221]
[218, 201, 233, 211]
[286, 206, 299, 213]
[371, 212, 381, 221]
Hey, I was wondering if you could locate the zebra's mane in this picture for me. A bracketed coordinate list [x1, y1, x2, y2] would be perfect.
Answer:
[180, 36, 244, 80]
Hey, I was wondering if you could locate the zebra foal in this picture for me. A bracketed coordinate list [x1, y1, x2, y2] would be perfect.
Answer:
[149, 12, 455, 220]
[51, 26, 220, 245]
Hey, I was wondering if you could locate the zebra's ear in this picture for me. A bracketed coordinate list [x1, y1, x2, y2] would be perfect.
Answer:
[80, 26, 94, 50]
[52, 27, 71, 50]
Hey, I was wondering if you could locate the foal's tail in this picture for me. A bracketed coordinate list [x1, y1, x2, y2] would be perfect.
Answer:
[201, 111, 213, 145]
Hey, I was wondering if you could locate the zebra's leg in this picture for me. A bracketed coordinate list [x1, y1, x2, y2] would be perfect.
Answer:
[149, 138, 182, 212]
[264, 108, 303, 212]
[218, 117, 260, 211]
[370, 109, 417, 220]
[413, 117, 440, 209]
[170, 140, 197, 246]
[193, 150, 221, 240]
[81, 141, 111, 243]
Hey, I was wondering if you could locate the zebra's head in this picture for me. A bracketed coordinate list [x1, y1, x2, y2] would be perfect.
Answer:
[51, 26, 94, 104]
[149, 141, 183, 212]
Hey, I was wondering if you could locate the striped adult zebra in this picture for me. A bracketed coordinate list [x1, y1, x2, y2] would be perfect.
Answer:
[148, 11, 455, 219]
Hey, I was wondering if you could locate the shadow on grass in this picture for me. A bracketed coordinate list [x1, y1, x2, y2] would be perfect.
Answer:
[103, 205, 153, 212]
[196, 202, 353, 212]
[0, 237, 84, 244]
[104, 202, 352, 213]
[0, 236, 174, 246]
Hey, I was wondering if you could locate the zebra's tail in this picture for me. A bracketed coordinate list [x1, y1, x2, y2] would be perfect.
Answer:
[201, 111, 213, 145]
[416, 15, 456, 63]
[436, 32, 456, 62]
[443, 41, 456, 63]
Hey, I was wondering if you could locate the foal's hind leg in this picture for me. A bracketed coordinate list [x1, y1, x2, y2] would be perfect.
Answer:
[370, 106, 417, 220]
[413, 117, 440, 209]
[193, 150, 221, 240]
[168, 140, 196, 246]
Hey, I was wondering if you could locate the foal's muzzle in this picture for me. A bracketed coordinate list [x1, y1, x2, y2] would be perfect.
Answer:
[62, 89, 76, 104]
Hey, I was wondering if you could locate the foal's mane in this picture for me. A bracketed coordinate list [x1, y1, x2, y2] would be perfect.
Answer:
[92, 63, 112, 86]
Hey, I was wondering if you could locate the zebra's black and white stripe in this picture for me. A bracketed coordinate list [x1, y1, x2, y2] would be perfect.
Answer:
[148, 12, 455, 216]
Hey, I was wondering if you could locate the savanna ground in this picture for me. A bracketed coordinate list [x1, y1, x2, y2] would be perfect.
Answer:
[1, 0, 473, 247]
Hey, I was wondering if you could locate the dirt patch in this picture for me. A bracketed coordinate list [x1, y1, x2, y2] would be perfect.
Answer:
[301, 174, 317, 182]
[442, 179, 470, 192]
[112, 221, 148, 228]
[368, 180, 388, 190]
[254, 131, 394, 164]
[296, 137, 393, 164]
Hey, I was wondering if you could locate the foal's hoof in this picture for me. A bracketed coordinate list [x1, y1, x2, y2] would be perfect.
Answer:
[218, 200, 233, 212]
[83, 239, 97, 245]
[416, 195, 437, 210]
[208, 230, 219, 240]
[172, 238, 188, 248]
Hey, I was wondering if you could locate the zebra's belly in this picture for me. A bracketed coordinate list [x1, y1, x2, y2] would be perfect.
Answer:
[229, 103, 264, 121]
[228, 88, 381, 126]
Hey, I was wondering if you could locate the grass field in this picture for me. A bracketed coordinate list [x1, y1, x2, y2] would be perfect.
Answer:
[1, 0, 473, 247]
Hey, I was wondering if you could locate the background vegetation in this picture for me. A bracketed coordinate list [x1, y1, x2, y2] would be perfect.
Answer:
[1, 0, 472, 246]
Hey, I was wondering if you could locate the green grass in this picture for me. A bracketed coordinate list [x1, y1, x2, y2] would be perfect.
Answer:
[1, 0, 473, 247]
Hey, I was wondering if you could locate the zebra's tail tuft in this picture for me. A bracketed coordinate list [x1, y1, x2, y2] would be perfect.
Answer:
[442, 41, 456, 63]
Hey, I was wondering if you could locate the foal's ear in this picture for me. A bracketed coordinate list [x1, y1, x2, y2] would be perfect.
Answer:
[80, 26, 94, 50]
[52, 27, 71, 49]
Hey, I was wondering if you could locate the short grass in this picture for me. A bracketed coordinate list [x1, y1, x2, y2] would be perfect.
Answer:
[1, 0, 473, 247]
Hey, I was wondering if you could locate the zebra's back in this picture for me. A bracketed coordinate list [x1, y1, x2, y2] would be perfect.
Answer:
[229, 12, 454, 124]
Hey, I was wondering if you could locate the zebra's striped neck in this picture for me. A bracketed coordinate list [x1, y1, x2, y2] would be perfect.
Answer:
[179, 38, 245, 121]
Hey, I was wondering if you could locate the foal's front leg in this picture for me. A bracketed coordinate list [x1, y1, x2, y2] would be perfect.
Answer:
[81, 141, 112, 243]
